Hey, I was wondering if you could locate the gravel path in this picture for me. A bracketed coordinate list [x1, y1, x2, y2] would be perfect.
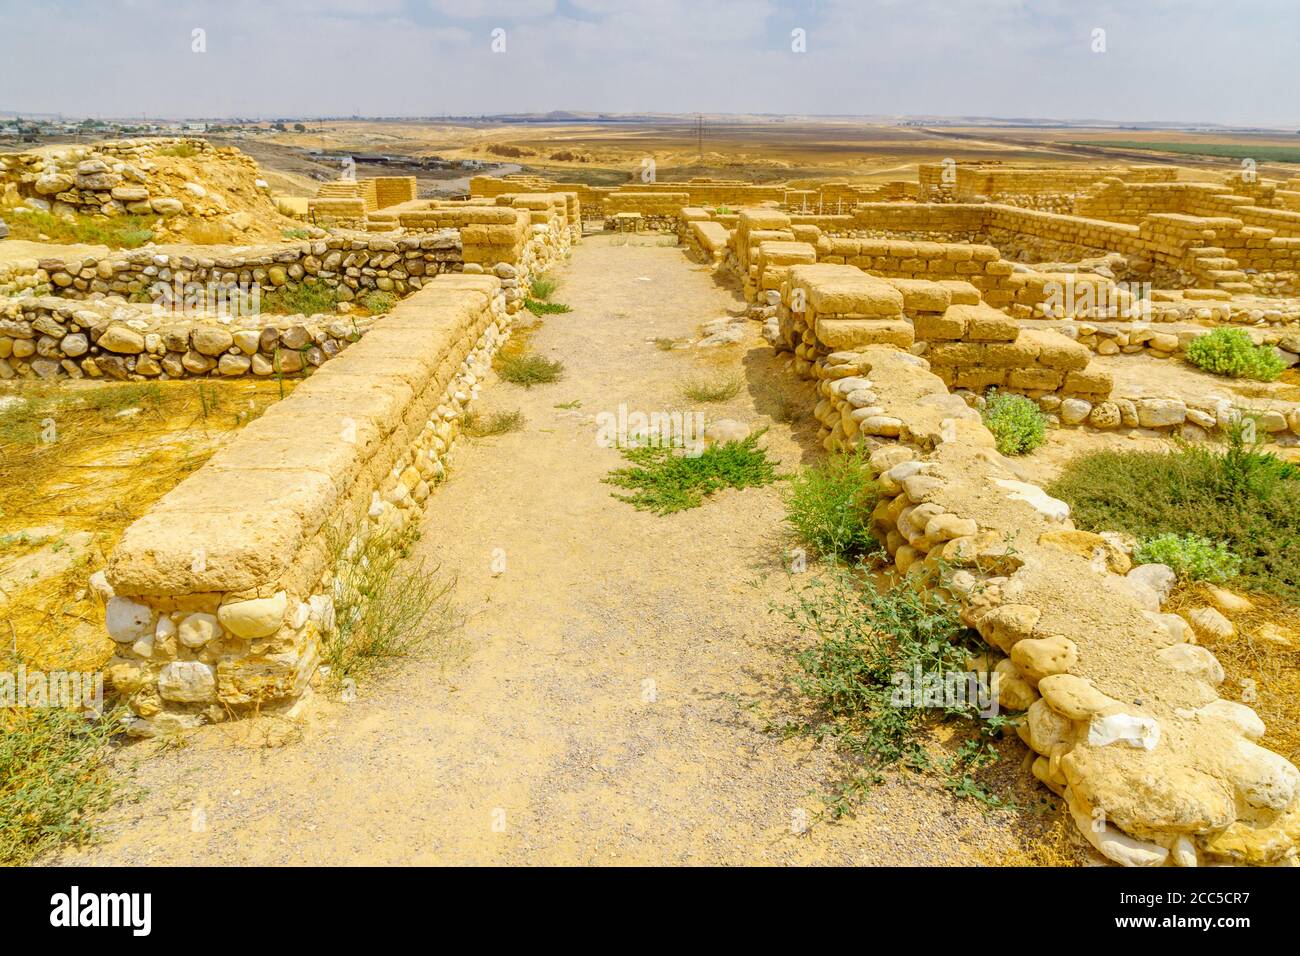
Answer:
[61, 237, 1064, 865]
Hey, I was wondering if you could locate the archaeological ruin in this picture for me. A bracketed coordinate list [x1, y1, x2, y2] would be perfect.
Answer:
[2, 135, 1298, 870]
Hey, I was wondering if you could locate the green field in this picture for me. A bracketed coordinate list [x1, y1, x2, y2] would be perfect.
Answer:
[1071, 140, 1300, 164]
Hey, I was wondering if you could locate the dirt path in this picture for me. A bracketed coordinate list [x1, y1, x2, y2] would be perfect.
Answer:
[62, 237, 1068, 866]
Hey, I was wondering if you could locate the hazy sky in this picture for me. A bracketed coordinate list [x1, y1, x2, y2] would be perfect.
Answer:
[2, 0, 1297, 126]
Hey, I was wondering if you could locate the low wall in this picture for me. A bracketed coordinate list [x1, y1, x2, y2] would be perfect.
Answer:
[2, 234, 461, 302]
[0, 234, 467, 380]
[0, 294, 378, 381]
[763, 263, 1300, 865]
[100, 274, 512, 735]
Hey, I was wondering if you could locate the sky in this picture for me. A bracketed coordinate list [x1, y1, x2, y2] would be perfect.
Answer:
[1, 0, 1297, 127]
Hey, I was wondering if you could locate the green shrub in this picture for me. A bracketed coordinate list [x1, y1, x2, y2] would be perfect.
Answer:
[262, 282, 340, 316]
[605, 431, 778, 514]
[775, 568, 1017, 816]
[1048, 423, 1300, 601]
[1134, 533, 1241, 583]
[784, 447, 879, 561]
[358, 290, 398, 314]
[981, 391, 1047, 456]
[524, 298, 572, 316]
[1, 705, 122, 865]
[1185, 328, 1286, 381]
[497, 351, 564, 387]
[528, 275, 556, 300]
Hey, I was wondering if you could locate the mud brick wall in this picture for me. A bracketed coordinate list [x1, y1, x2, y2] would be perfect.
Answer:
[99, 275, 513, 737]
[371, 176, 417, 209]
[815, 234, 1018, 307]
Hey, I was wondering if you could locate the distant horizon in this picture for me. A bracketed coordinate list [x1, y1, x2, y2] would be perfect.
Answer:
[3, 1, 1299, 128]
[3, 110, 1298, 133]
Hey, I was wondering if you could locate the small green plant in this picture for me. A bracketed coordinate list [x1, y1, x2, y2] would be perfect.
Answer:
[1185, 328, 1286, 381]
[528, 275, 557, 300]
[358, 289, 398, 315]
[981, 390, 1047, 456]
[282, 227, 311, 239]
[554, 399, 582, 410]
[1134, 532, 1241, 583]
[605, 431, 779, 514]
[679, 372, 742, 403]
[775, 567, 1016, 818]
[262, 282, 340, 316]
[0, 704, 123, 865]
[524, 298, 573, 316]
[497, 351, 565, 388]
[784, 446, 880, 561]
[322, 525, 455, 685]
[463, 409, 525, 437]
[654, 337, 680, 351]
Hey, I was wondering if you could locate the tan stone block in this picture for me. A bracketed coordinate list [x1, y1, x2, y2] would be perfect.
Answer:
[913, 310, 965, 341]
[1020, 329, 1091, 370]
[1062, 367, 1114, 397]
[954, 367, 1007, 390]
[816, 318, 914, 349]
[1007, 366, 1064, 390]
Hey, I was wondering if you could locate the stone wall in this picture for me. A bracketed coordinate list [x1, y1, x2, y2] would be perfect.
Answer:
[0, 294, 377, 382]
[0, 234, 467, 380]
[100, 274, 513, 736]
[762, 263, 1300, 865]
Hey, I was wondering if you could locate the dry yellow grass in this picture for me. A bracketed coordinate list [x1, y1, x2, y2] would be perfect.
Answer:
[0, 378, 292, 673]
[1167, 584, 1300, 764]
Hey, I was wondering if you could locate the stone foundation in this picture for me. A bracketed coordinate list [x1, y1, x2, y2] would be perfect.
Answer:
[98, 274, 514, 735]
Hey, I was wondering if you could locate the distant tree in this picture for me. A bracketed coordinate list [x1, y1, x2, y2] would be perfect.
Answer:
[293, 123, 306, 132]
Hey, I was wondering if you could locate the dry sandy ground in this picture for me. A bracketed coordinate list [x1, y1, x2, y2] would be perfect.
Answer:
[60, 237, 1077, 866]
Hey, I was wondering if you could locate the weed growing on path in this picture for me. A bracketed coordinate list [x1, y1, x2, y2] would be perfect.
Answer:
[1185, 327, 1285, 381]
[497, 350, 565, 387]
[323, 525, 455, 685]
[0, 701, 123, 865]
[463, 409, 525, 437]
[605, 431, 778, 514]
[679, 372, 742, 403]
[524, 299, 572, 317]
[773, 567, 1019, 819]
[981, 391, 1046, 456]
[784, 446, 879, 562]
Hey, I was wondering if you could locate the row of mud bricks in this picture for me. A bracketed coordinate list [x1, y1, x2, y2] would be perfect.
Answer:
[771, 272, 1299, 866]
[97, 275, 513, 736]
